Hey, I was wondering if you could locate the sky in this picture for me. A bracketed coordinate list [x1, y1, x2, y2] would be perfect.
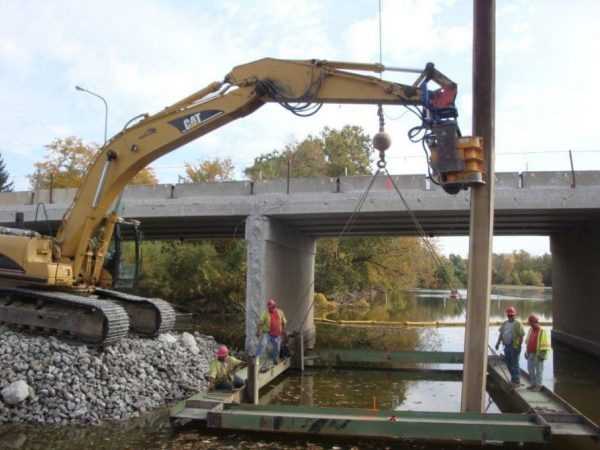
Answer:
[1, 0, 599, 256]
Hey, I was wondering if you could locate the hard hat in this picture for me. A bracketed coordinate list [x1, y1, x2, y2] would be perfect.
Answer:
[528, 314, 539, 324]
[216, 345, 229, 358]
[505, 306, 517, 316]
[267, 299, 277, 308]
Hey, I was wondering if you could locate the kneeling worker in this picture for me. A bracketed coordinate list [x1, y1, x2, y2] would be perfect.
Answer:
[208, 345, 245, 391]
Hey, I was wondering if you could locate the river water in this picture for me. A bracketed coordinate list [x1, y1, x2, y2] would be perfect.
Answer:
[2, 287, 600, 450]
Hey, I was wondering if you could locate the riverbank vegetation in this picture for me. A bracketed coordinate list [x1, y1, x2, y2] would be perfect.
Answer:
[446, 252, 551, 287]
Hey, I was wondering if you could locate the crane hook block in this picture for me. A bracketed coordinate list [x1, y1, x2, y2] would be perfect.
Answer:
[429, 126, 484, 195]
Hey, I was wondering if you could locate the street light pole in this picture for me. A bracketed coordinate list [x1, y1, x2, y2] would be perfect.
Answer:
[75, 85, 118, 285]
[75, 85, 108, 144]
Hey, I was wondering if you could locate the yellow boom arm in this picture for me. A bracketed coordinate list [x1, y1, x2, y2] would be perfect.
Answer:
[53, 58, 478, 285]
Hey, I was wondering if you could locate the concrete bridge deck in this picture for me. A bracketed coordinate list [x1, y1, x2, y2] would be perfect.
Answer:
[2, 171, 600, 359]
[1, 171, 599, 239]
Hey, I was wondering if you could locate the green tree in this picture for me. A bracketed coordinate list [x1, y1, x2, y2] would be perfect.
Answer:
[184, 158, 234, 182]
[29, 136, 158, 189]
[0, 152, 13, 192]
[245, 125, 372, 180]
[518, 269, 544, 286]
[321, 126, 372, 176]
[448, 254, 467, 286]
[136, 239, 246, 310]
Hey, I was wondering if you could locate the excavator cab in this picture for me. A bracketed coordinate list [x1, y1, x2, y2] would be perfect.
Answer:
[103, 220, 142, 290]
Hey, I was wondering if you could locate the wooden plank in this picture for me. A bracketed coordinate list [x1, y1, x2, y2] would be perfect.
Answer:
[247, 358, 259, 405]
[257, 358, 291, 387]
[171, 358, 291, 423]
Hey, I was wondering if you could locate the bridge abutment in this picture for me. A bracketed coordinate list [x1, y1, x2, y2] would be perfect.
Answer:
[245, 215, 316, 354]
[551, 227, 600, 358]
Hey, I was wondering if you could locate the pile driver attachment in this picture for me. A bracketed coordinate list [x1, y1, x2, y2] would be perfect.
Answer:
[405, 62, 485, 194]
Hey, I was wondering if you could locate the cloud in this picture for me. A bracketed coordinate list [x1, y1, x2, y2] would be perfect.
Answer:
[344, 0, 471, 63]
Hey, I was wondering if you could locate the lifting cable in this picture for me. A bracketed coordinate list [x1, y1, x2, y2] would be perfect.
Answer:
[294, 0, 460, 339]
[382, 166, 458, 292]
[296, 167, 384, 339]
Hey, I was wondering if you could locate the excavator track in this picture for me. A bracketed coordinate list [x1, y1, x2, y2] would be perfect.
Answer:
[0, 288, 130, 345]
[95, 288, 177, 336]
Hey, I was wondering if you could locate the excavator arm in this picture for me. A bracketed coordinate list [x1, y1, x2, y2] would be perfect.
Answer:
[54, 58, 482, 286]
[0, 57, 483, 345]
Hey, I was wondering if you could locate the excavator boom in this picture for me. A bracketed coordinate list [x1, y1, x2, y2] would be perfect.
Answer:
[0, 58, 483, 344]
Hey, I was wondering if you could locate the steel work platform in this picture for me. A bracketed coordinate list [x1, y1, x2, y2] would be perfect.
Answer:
[488, 355, 600, 438]
[207, 404, 549, 443]
[170, 350, 600, 445]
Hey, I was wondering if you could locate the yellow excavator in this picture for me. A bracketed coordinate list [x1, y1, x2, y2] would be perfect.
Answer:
[0, 58, 484, 345]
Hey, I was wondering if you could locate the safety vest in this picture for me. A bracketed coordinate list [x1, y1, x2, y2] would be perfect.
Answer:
[259, 308, 287, 334]
[208, 356, 242, 384]
[511, 320, 525, 349]
[499, 319, 525, 349]
[525, 327, 551, 359]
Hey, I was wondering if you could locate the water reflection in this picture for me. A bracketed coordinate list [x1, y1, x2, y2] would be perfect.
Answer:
[0, 409, 173, 450]
[552, 343, 600, 425]
[327, 286, 552, 323]
[260, 369, 503, 414]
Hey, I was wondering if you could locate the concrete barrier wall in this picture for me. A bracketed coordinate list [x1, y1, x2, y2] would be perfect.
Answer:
[2, 172, 598, 209]
[1, 172, 599, 237]
[494, 173, 520, 189]
[522, 171, 572, 188]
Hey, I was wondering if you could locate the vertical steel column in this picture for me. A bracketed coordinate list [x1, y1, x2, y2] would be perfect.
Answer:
[461, 0, 496, 412]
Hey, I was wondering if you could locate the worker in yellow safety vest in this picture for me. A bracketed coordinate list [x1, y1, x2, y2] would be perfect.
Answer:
[255, 298, 287, 371]
[524, 314, 551, 392]
[207, 345, 245, 391]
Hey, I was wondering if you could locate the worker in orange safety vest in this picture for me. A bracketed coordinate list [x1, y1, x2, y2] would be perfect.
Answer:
[255, 298, 287, 371]
[524, 314, 551, 391]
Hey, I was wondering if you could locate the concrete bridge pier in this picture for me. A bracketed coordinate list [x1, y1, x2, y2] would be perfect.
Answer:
[245, 215, 316, 355]
[551, 226, 600, 358]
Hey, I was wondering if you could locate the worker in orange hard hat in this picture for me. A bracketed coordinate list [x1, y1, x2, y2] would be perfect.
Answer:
[207, 345, 245, 391]
[495, 306, 525, 386]
[524, 314, 551, 392]
[255, 298, 287, 372]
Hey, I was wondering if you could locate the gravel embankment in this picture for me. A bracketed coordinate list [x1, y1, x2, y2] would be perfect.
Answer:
[0, 326, 218, 425]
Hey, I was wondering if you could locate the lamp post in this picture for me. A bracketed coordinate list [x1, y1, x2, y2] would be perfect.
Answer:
[75, 85, 108, 144]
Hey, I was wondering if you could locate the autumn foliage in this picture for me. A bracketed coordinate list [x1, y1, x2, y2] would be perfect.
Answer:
[29, 136, 157, 189]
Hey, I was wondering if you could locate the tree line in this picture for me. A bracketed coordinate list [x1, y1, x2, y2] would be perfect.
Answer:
[441, 251, 551, 287]
[8, 127, 551, 310]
